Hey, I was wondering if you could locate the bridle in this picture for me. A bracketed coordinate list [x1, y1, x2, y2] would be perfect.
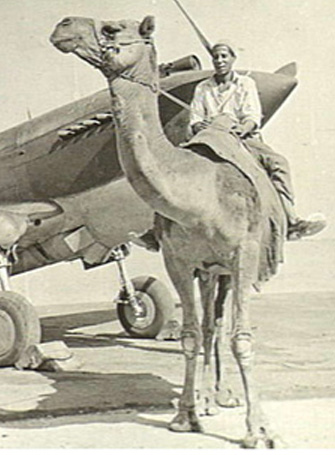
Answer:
[93, 20, 152, 56]
[93, 21, 194, 103]
[92, 20, 156, 81]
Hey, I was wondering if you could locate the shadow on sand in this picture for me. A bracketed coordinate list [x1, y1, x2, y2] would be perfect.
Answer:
[40, 307, 118, 342]
[0, 309, 244, 447]
[40, 306, 184, 355]
[0, 368, 242, 448]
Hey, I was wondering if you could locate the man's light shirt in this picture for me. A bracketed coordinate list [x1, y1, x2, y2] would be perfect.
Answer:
[189, 72, 262, 129]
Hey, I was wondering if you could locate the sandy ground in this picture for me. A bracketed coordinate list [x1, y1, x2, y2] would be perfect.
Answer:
[1, 398, 335, 449]
[0, 238, 334, 449]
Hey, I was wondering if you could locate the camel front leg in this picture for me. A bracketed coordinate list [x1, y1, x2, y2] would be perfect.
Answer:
[230, 239, 276, 448]
[163, 254, 203, 433]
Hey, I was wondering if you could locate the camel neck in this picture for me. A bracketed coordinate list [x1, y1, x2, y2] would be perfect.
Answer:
[109, 76, 170, 152]
[106, 65, 216, 228]
[108, 75, 178, 212]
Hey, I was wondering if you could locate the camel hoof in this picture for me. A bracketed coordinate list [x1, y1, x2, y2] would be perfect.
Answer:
[198, 400, 220, 417]
[242, 433, 265, 449]
[242, 431, 286, 449]
[215, 390, 241, 408]
[196, 390, 220, 416]
[169, 410, 203, 433]
[266, 435, 288, 449]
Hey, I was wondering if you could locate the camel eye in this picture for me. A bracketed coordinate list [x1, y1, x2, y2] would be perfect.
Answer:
[101, 24, 123, 37]
[61, 18, 72, 26]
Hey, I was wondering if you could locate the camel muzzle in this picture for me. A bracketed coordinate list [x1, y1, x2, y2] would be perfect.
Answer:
[49, 32, 76, 53]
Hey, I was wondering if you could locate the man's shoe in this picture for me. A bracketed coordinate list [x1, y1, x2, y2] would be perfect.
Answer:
[287, 215, 326, 241]
[128, 229, 160, 252]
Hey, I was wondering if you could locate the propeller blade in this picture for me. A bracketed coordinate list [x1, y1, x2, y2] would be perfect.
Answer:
[172, 0, 213, 56]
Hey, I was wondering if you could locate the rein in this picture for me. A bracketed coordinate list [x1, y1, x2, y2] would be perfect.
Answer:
[119, 74, 237, 137]
[119, 73, 195, 115]
[121, 76, 241, 139]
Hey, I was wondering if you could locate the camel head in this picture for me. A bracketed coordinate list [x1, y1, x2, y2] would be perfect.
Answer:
[50, 16, 157, 79]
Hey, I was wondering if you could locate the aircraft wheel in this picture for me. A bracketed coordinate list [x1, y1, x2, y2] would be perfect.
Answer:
[117, 276, 174, 338]
[0, 291, 41, 367]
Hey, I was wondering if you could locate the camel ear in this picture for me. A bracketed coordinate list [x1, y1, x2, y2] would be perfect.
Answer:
[101, 22, 124, 37]
[139, 16, 155, 38]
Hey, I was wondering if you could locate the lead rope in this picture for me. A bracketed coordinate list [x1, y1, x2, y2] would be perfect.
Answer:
[120, 74, 191, 110]
[119, 73, 238, 137]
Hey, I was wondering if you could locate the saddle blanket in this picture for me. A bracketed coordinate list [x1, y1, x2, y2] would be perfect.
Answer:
[183, 116, 286, 284]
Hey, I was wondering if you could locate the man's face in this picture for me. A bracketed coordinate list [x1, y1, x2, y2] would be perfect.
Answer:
[212, 46, 236, 76]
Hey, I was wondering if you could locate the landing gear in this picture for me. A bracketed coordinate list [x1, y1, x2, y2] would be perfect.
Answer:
[117, 275, 175, 338]
[0, 292, 41, 367]
[111, 244, 175, 338]
[0, 241, 176, 368]
[0, 247, 41, 367]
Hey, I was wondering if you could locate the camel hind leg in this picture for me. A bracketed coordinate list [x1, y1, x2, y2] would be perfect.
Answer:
[197, 271, 219, 416]
[214, 275, 241, 408]
[197, 272, 240, 415]
[230, 238, 282, 448]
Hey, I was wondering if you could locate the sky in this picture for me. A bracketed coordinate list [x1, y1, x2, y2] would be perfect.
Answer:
[0, 0, 334, 236]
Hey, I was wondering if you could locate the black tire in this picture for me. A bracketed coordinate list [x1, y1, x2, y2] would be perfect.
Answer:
[117, 276, 175, 338]
[0, 291, 41, 367]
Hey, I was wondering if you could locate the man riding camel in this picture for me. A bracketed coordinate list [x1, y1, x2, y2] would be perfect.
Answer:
[130, 40, 326, 250]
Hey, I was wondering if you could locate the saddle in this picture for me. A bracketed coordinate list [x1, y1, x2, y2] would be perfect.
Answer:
[183, 115, 286, 284]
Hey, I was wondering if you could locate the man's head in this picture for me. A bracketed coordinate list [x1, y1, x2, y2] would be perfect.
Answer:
[211, 40, 236, 76]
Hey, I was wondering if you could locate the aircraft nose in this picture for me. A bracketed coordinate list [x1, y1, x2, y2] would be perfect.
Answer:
[261, 73, 298, 126]
[0, 211, 28, 249]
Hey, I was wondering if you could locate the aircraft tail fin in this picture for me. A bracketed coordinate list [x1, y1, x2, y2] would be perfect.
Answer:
[275, 62, 297, 77]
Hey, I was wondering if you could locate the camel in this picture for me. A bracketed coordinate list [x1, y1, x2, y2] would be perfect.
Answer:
[50, 15, 286, 448]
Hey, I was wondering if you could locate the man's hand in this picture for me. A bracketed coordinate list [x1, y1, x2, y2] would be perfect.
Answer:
[192, 120, 211, 135]
[230, 120, 257, 139]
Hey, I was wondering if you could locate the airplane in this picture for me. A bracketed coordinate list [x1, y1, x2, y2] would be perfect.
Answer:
[0, 25, 297, 367]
